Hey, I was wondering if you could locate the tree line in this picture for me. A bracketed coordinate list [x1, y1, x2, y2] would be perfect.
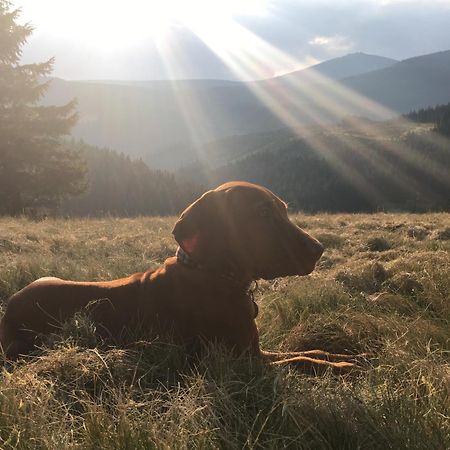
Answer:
[58, 121, 450, 215]
[186, 119, 450, 213]
[405, 103, 450, 136]
[61, 141, 202, 216]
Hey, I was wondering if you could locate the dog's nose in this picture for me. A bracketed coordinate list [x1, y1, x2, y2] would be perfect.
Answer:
[310, 240, 324, 260]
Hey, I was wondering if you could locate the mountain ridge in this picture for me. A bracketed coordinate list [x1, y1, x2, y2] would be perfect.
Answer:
[42, 49, 450, 168]
[273, 52, 397, 82]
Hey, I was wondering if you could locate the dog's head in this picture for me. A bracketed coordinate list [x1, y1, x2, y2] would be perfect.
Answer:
[172, 181, 323, 281]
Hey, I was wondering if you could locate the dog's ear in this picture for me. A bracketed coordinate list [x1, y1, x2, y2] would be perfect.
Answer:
[172, 190, 224, 260]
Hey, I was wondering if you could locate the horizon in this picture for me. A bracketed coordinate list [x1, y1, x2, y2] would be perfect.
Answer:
[46, 48, 450, 83]
[48, 50, 421, 82]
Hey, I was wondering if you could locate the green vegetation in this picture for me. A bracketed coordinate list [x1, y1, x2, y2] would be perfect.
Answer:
[405, 102, 450, 136]
[61, 141, 202, 216]
[191, 119, 450, 213]
[0, 213, 448, 449]
[0, 1, 86, 215]
[40, 118, 450, 217]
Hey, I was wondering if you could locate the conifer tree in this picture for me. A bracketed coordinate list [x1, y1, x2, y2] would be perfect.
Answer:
[0, 1, 86, 214]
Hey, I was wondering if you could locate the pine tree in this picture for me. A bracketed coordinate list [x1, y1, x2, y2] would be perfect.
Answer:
[0, 1, 86, 214]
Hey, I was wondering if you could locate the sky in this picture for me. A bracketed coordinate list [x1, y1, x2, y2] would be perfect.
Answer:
[12, 0, 450, 81]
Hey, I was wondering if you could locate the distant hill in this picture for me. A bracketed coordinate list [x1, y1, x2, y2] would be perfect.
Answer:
[43, 78, 276, 163]
[43, 50, 450, 168]
[80, 79, 241, 90]
[273, 52, 397, 83]
[343, 50, 450, 112]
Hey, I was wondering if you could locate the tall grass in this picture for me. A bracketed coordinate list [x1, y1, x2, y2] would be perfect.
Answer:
[0, 213, 449, 449]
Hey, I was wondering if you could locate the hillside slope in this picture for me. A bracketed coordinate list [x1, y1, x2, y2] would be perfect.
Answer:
[274, 52, 397, 83]
[343, 50, 450, 112]
[185, 119, 450, 212]
[43, 51, 450, 166]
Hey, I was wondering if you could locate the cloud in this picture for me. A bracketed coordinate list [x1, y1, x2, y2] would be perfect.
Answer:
[308, 35, 354, 52]
[375, 0, 450, 5]
[240, 0, 450, 62]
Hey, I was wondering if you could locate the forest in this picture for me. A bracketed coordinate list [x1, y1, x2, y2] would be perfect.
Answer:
[61, 141, 201, 216]
[6, 108, 450, 216]
[193, 114, 450, 213]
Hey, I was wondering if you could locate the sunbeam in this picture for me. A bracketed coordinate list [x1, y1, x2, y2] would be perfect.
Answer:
[173, 13, 448, 207]
[154, 37, 220, 167]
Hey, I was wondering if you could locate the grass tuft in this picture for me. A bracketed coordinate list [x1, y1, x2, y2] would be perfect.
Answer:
[367, 236, 393, 252]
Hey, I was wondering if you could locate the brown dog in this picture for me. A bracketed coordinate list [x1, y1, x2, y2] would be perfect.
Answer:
[0, 181, 357, 373]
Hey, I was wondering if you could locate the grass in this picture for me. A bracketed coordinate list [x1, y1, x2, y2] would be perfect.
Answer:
[0, 213, 449, 449]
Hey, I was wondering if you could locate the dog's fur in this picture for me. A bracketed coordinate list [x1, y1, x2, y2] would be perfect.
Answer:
[0, 181, 358, 373]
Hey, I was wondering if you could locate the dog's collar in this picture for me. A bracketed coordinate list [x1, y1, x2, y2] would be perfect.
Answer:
[176, 246, 243, 283]
[176, 246, 200, 269]
[175, 246, 258, 318]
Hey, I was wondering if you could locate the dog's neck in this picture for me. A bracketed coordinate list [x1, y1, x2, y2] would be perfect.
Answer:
[176, 246, 251, 288]
[175, 246, 257, 316]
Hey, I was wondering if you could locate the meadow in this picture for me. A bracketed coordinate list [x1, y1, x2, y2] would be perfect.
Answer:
[0, 213, 448, 449]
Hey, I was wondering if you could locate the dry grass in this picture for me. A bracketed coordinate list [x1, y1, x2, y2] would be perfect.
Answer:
[0, 213, 449, 449]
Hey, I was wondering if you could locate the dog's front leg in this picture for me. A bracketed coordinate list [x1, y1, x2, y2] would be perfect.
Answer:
[261, 350, 360, 375]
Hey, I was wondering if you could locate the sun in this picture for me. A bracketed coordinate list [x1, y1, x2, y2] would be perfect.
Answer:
[24, 0, 176, 49]
[16, 0, 268, 50]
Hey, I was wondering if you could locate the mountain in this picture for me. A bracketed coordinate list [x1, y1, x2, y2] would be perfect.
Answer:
[42, 50, 450, 168]
[43, 78, 279, 163]
[273, 52, 397, 83]
[80, 79, 241, 90]
[260, 50, 450, 124]
[342, 50, 450, 113]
